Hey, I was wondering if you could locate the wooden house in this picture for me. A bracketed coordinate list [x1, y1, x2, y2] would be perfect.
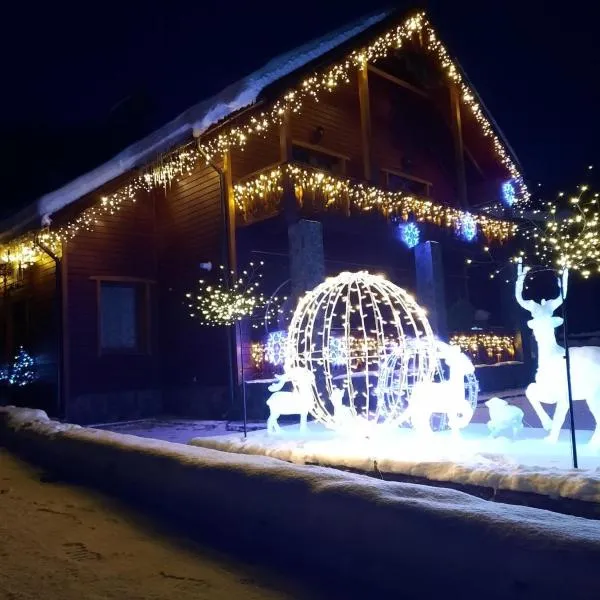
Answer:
[0, 9, 530, 424]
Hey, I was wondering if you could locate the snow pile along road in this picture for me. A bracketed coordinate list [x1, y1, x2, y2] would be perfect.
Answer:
[189, 423, 600, 504]
[1, 405, 600, 600]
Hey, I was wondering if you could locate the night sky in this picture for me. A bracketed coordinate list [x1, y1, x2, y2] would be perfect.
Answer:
[1, 0, 598, 217]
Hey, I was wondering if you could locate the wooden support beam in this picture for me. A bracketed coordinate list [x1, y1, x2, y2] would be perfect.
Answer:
[369, 64, 481, 176]
[358, 61, 373, 182]
[368, 65, 429, 98]
[449, 84, 468, 208]
[223, 150, 237, 274]
[279, 111, 292, 163]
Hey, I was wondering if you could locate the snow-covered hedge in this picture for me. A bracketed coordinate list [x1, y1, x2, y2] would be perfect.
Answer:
[1, 405, 599, 599]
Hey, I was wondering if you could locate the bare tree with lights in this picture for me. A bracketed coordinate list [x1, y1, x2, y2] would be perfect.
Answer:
[186, 261, 287, 435]
[521, 175, 600, 278]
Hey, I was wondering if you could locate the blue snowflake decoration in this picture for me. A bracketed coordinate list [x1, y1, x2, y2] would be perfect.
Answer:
[265, 330, 288, 366]
[501, 180, 516, 207]
[458, 213, 477, 242]
[398, 222, 420, 249]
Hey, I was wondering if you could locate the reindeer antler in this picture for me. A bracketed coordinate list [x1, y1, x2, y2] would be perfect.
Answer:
[515, 259, 536, 313]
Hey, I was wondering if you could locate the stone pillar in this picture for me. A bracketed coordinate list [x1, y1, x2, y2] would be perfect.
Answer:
[288, 219, 325, 302]
[414, 241, 448, 339]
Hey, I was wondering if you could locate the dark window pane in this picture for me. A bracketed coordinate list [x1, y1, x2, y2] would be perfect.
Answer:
[292, 145, 343, 175]
[387, 173, 429, 197]
[99, 283, 139, 350]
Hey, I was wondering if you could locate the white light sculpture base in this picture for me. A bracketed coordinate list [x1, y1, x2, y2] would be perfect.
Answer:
[516, 262, 600, 447]
[285, 271, 437, 431]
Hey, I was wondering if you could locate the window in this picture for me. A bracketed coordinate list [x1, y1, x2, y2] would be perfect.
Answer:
[98, 281, 149, 353]
[384, 170, 431, 197]
[291, 144, 346, 175]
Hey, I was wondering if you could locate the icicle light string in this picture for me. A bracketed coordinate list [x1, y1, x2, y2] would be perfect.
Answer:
[201, 12, 528, 204]
[1, 11, 527, 267]
[235, 164, 516, 242]
[449, 333, 516, 362]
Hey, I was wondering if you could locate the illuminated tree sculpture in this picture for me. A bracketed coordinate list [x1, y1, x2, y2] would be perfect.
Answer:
[186, 261, 285, 329]
[285, 271, 437, 430]
[186, 261, 286, 435]
[520, 178, 600, 278]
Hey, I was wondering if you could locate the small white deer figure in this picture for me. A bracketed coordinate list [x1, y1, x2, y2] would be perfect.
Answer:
[266, 367, 315, 434]
[485, 397, 524, 439]
[330, 386, 352, 427]
[402, 342, 475, 435]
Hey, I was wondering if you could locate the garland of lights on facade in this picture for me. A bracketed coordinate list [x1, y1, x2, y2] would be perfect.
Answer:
[0, 11, 528, 271]
[449, 333, 516, 363]
[250, 330, 516, 369]
[234, 164, 516, 242]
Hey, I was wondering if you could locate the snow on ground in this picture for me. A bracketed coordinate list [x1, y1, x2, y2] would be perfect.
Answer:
[2, 406, 600, 599]
[190, 421, 600, 504]
[0, 448, 318, 600]
[95, 398, 600, 505]
[92, 418, 264, 444]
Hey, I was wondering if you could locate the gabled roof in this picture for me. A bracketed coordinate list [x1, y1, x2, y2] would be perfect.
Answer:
[0, 8, 526, 243]
[0, 10, 390, 241]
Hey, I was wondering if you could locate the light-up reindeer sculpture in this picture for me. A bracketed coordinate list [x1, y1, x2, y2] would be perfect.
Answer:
[266, 367, 315, 433]
[516, 260, 600, 446]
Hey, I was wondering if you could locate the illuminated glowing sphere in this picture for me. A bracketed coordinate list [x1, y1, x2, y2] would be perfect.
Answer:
[285, 271, 437, 429]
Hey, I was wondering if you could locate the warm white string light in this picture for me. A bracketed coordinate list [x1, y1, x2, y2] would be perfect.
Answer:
[235, 164, 516, 242]
[1, 11, 527, 271]
[518, 172, 600, 278]
[186, 262, 287, 328]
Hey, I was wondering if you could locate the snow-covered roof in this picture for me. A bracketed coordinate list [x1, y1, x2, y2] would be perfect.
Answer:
[0, 10, 390, 241]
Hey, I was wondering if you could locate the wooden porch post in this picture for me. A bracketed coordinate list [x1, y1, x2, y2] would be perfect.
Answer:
[358, 60, 373, 183]
[449, 84, 468, 208]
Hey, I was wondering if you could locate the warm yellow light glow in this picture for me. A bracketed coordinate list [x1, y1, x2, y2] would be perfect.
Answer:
[235, 164, 516, 242]
[1, 11, 527, 269]
[519, 181, 600, 278]
[449, 333, 516, 362]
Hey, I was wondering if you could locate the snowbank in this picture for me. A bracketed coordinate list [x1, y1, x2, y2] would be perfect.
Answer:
[1, 405, 600, 599]
[189, 423, 600, 504]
